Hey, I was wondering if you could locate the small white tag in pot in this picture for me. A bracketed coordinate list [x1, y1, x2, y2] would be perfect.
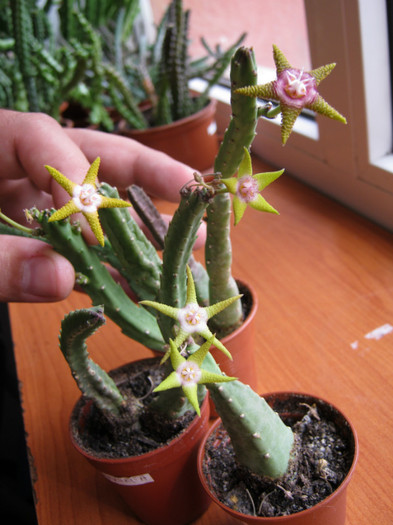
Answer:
[102, 472, 154, 486]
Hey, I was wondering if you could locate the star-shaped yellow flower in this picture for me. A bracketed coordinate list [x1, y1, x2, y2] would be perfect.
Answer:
[46, 157, 130, 246]
[140, 266, 241, 361]
[222, 148, 283, 225]
[154, 338, 236, 415]
[235, 44, 347, 144]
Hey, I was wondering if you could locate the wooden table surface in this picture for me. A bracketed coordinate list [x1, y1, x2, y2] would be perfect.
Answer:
[9, 157, 393, 524]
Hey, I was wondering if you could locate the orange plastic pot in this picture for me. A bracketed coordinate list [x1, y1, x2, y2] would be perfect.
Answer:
[209, 280, 259, 417]
[70, 358, 211, 525]
[118, 98, 218, 172]
[198, 392, 358, 525]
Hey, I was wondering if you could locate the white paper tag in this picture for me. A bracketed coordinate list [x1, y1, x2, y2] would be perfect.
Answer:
[102, 472, 154, 486]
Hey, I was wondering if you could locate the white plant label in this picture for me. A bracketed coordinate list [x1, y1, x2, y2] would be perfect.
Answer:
[102, 472, 154, 486]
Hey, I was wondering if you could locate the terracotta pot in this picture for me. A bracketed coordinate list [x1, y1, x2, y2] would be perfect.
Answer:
[209, 280, 259, 417]
[70, 358, 211, 525]
[198, 392, 358, 525]
[118, 98, 219, 172]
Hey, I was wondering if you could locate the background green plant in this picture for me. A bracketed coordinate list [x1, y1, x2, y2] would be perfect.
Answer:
[0, 0, 245, 131]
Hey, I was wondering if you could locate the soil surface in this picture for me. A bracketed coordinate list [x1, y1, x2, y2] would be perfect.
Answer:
[202, 397, 355, 517]
[70, 358, 196, 459]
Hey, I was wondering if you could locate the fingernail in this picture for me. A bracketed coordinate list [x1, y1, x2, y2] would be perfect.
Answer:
[21, 254, 60, 299]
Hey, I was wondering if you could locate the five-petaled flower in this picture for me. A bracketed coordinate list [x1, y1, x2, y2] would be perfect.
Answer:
[153, 337, 236, 415]
[222, 148, 284, 225]
[46, 157, 130, 246]
[140, 265, 241, 361]
[235, 44, 347, 144]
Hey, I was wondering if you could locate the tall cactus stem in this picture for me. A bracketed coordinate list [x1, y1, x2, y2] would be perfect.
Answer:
[32, 208, 165, 352]
[59, 306, 125, 416]
[207, 376, 294, 478]
[206, 47, 259, 334]
[98, 183, 162, 300]
[11, 0, 39, 112]
[158, 187, 211, 341]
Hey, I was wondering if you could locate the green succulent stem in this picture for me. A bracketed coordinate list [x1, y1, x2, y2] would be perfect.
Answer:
[206, 46, 259, 334]
[202, 352, 294, 478]
[31, 208, 165, 352]
[158, 186, 212, 341]
[213, 46, 258, 178]
[59, 305, 125, 416]
[205, 192, 242, 335]
[11, 0, 39, 112]
[98, 183, 162, 301]
[208, 379, 294, 478]
[127, 184, 210, 306]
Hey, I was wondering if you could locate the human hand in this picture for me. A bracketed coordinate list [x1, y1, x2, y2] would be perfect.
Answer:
[0, 109, 202, 302]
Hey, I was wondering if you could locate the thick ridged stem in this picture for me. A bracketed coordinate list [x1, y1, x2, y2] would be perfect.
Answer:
[208, 378, 294, 478]
[200, 352, 294, 478]
[127, 184, 210, 306]
[154, 24, 172, 125]
[98, 183, 162, 300]
[170, 1, 191, 119]
[59, 0, 75, 41]
[214, 46, 258, 177]
[11, 0, 39, 112]
[206, 47, 259, 334]
[59, 306, 125, 416]
[158, 187, 211, 341]
[32, 209, 165, 352]
[205, 192, 241, 334]
[103, 63, 148, 129]
[155, 0, 191, 124]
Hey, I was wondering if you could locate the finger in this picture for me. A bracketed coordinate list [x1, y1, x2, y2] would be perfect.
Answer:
[0, 178, 52, 225]
[1, 110, 91, 206]
[66, 128, 196, 201]
[0, 236, 75, 302]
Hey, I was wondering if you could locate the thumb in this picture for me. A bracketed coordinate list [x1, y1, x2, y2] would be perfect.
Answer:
[0, 236, 75, 302]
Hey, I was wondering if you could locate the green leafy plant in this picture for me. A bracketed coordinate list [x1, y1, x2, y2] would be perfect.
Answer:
[0, 44, 346, 480]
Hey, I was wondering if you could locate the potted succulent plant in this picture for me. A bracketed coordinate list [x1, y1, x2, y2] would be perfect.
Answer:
[0, 44, 356, 525]
[0, 0, 244, 169]
[109, 0, 246, 170]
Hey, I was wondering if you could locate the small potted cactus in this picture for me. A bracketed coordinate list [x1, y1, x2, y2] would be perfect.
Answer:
[0, 45, 357, 524]
[111, 0, 246, 170]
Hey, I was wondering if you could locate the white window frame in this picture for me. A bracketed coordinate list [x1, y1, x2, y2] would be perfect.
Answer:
[213, 0, 393, 232]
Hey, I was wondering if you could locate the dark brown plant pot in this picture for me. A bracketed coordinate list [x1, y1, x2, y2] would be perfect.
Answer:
[59, 101, 98, 129]
[70, 358, 211, 525]
[198, 392, 358, 525]
[209, 280, 259, 417]
[118, 98, 219, 172]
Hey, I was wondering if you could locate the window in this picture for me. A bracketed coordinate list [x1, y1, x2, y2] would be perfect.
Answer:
[146, 0, 393, 231]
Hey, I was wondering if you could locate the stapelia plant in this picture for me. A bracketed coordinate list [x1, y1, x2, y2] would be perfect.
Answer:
[0, 45, 346, 479]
